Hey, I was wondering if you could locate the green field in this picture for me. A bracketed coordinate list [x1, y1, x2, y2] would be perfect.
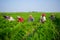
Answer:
[0, 12, 60, 40]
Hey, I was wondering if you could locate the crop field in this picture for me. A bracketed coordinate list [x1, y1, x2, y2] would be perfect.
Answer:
[0, 12, 60, 40]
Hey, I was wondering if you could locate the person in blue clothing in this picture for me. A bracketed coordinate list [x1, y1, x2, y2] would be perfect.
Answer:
[28, 15, 34, 22]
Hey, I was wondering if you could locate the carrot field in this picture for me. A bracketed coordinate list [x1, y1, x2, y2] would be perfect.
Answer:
[0, 12, 60, 40]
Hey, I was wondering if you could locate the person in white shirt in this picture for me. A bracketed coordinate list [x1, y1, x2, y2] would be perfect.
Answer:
[40, 14, 46, 23]
[8, 16, 15, 21]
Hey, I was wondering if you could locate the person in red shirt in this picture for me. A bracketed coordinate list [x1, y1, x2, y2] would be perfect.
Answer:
[17, 16, 24, 22]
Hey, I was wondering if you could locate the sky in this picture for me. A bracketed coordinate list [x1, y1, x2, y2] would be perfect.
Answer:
[0, 0, 60, 12]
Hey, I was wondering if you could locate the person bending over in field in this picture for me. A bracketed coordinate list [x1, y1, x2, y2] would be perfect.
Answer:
[3, 15, 10, 19]
[40, 13, 46, 23]
[3, 16, 15, 21]
[17, 16, 24, 22]
[28, 15, 34, 22]
[8, 16, 15, 21]
[50, 14, 55, 21]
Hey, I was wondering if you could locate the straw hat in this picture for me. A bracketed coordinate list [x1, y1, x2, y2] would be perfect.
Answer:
[29, 15, 32, 17]
[17, 16, 21, 18]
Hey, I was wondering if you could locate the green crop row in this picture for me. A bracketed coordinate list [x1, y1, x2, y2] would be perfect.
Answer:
[0, 13, 60, 40]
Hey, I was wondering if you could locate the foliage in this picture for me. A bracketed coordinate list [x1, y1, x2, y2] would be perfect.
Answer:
[0, 12, 60, 40]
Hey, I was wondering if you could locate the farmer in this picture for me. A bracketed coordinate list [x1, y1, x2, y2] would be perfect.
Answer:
[40, 13, 46, 23]
[50, 14, 55, 20]
[8, 16, 15, 21]
[3, 15, 10, 19]
[3, 15, 15, 21]
[17, 16, 24, 22]
[28, 15, 34, 22]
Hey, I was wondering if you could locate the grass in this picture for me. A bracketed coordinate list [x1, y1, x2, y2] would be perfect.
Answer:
[0, 12, 60, 40]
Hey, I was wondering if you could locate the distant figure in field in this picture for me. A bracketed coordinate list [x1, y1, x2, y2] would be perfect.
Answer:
[17, 16, 24, 22]
[3, 16, 10, 19]
[3, 16, 15, 21]
[50, 14, 55, 20]
[28, 15, 34, 22]
[8, 16, 15, 21]
[40, 13, 46, 23]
